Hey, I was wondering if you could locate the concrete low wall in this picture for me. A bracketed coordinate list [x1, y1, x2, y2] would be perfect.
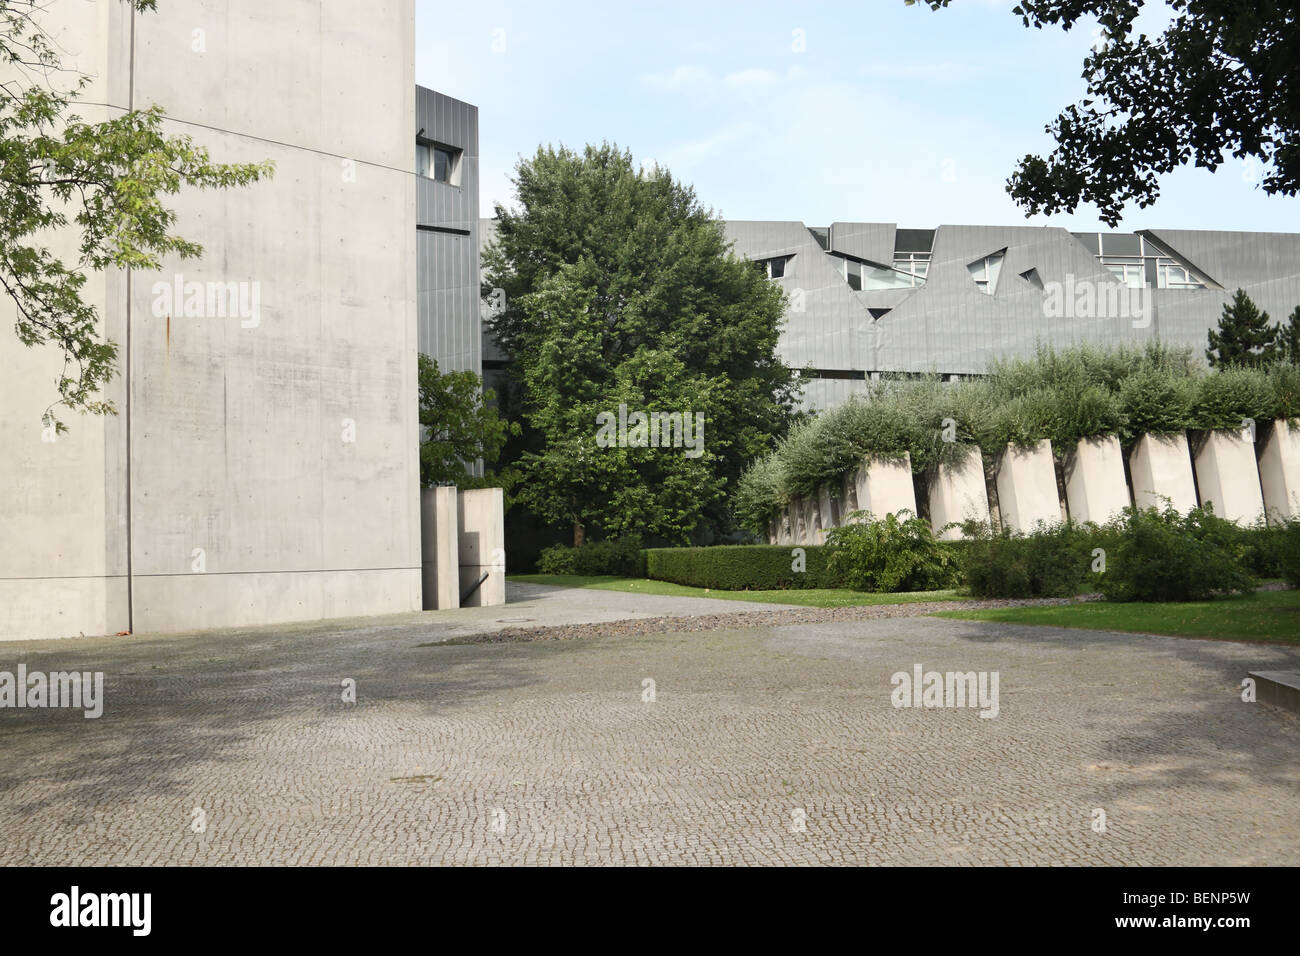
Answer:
[928, 446, 990, 540]
[1064, 435, 1130, 524]
[457, 488, 505, 607]
[800, 495, 821, 545]
[1258, 419, 1300, 525]
[1194, 428, 1265, 525]
[1129, 432, 1197, 513]
[996, 439, 1062, 533]
[420, 487, 459, 609]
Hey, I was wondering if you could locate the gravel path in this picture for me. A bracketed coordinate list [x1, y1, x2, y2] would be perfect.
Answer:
[440, 595, 1098, 645]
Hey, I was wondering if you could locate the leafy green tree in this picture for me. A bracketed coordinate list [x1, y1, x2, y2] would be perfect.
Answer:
[417, 354, 518, 489]
[484, 143, 799, 546]
[1206, 289, 1283, 369]
[912, 0, 1300, 225]
[1, 0, 273, 430]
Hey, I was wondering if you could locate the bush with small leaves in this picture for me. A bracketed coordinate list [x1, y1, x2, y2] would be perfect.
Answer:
[1097, 505, 1254, 602]
[824, 510, 959, 593]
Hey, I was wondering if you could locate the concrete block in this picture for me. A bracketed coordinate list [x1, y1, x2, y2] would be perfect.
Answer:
[779, 503, 796, 545]
[1193, 428, 1265, 525]
[928, 446, 990, 540]
[997, 439, 1062, 533]
[840, 469, 860, 521]
[1128, 432, 1197, 514]
[851, 454, 917, 520]
[818, 484, 837, 535]
[458, 488, 505, 607]
[1064, 435, 1130, 524]
[421, 487, 459, 609]
[800, 495, 821, 545]
[1258, 419, 1300, 525]
[1249, 671, 1300, 715]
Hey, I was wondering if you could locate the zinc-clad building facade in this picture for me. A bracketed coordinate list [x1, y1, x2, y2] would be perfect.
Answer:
[416, 86, 481, 375]
[724, 221, 1300, 411]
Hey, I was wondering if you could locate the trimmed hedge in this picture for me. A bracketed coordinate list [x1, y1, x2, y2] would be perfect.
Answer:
[643, 544, 846, 590]
[537, 535, 646, 576]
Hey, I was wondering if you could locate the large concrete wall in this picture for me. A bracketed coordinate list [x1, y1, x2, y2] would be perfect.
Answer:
[1, 0, 420, 639]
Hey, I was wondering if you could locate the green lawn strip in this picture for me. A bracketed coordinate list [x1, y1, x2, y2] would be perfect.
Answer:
[508, 574, 963, 608]
[934, 588, 1300, 643]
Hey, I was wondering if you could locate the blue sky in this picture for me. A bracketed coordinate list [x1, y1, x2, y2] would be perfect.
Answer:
[416, 0, 1300, 233]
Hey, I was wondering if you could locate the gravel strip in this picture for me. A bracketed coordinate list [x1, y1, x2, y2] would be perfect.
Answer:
[432, 594, 1103, 646]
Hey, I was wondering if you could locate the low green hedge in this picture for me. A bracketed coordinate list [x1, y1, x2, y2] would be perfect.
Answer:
[538, 535, 646, 576]
[643, 544, 846, 590]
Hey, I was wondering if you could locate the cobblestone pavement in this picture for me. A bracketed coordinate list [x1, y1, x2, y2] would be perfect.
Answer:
[2, 600, 1298, 865]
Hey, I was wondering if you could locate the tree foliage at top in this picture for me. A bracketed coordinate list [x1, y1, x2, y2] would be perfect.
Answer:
[912, 0, 1300, 225]
[1, 0, 273, 430]
[483, 143, 799, 545]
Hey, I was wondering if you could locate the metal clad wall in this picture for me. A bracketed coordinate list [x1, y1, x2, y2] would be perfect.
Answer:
[416, 86, 480, 375]
[725, 219, 1300, 404]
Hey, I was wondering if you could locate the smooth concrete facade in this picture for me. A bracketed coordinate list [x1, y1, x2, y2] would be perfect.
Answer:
[928, 446, 991, 540]
[1129, 433, 1199, 513]
[2, 1, 420, 639]
[1258, 420, 1300, 524]
[996, 440, 1063, 533]
[849, 455, 918, 521]
[420, 487, 460, 610]
[1064, 436, 1130, 525]
[457, 488, 505, 607]
[1194, 428, 1266, 525]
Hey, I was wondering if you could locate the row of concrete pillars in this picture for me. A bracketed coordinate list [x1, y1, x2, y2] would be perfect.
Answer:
[767, 421, 1300, 544]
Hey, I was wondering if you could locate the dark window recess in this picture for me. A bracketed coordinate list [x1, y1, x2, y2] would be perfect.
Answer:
[868, 307, 892, 320]
[894, 228, 935, 254]
[846, 268, 862, 291]
[1019, 268, 1044, 290]
[804, 369, 866, 380]
[1071, 232, 1101, 255]
[770, 256, 786, 279]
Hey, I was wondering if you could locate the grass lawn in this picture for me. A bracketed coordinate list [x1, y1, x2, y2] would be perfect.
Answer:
[935, 588, 1300, 643]
[508, 574, 963, 609]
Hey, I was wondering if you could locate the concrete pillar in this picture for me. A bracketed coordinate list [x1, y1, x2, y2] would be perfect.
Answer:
[778, 503, 795, 545]
[1258, 419, 1300, 525]
[1064, 435, 1130, 524]
[1128, 432, 1197, 514]
[996, 439, 1062, 533]
[818, 484, 837, 536]
[421, 486, 459, 610]
[928, 446, 990, 541]
[800, 495, 820, 545]
[457, 488, 505, 607]
[1193, 427, 1265, 525]
[840, 469, 860, 522]
[853, 454, 918, 519]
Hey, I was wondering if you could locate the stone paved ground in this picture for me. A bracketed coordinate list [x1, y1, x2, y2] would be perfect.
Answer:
[2, 590, 1298, 865]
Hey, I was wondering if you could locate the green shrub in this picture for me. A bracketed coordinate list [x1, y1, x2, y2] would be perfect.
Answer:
[644, 544, 846, 590]
[824, 510, 958, 592]
[1118, 365, 1195, 439]
[1278, 520, 1300, 588]
[1190, 366, 1274, 430]
[537, 535, 645, 576]
[1234, 521, 1288, 579]
[960, 521, 1099, 598]
[1097, 505, 1254, 602]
